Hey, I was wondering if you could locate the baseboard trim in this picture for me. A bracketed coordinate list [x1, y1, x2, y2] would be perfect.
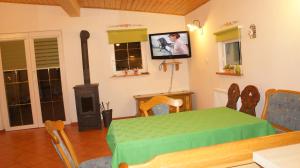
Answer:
[0, 116, 137, 132]
[70, 122, 78, 126]
[70, 116, 136, 126]
[113, 116, 136, 120]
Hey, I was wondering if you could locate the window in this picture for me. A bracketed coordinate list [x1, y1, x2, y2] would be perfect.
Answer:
[113, 42, 143, 71]
[218, 40, 242, 72]
[34, 37, 66, 122]
[107, 28, 148, 76]
[224, 40, 241, 65]
[214, 25, 242, 74]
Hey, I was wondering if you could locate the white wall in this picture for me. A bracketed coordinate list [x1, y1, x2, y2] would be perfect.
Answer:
[186, 0, 300, 116]
[0, 3, 190, 127]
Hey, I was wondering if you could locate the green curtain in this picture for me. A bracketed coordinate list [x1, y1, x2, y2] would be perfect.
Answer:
[34, 38, 60, 68]
[107, 28, 148, 44]
[0, 40, 27, 70]
[214, 26, 240, 42]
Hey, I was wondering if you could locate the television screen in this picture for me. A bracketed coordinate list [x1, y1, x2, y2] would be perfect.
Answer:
[149, 31, 191, 59]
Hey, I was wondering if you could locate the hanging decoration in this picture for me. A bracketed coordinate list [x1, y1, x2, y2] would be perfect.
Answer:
[248, 24, 256, 39]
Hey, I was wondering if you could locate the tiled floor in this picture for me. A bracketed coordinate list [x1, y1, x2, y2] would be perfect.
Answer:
[0, 124, 111, 168]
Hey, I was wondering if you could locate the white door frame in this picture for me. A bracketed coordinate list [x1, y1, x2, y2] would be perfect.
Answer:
[0, 33, 39, 131]
[0, 31, 71, 131]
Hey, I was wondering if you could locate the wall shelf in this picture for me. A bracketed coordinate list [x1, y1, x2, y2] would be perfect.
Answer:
[161, 61, 182, 72]
[216, 72, 242, 76]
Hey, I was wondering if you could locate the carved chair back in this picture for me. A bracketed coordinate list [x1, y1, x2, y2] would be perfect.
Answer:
[239, 85, 260, 116]
[226, 83, 240, 110]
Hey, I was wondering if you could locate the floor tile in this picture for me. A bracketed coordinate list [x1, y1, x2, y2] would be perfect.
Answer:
[0, 125, 111, 168]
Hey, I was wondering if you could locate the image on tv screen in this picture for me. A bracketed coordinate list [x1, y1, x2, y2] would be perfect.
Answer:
[149, 31, 191, 59]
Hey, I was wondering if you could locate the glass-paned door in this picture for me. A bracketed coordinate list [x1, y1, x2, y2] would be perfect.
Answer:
[33, 38, 66, 123]
[0, 40, 35, 128]
[0, 32, 69, 131]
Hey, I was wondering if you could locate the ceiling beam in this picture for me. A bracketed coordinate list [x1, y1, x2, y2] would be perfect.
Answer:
[58, 0, 80, 17]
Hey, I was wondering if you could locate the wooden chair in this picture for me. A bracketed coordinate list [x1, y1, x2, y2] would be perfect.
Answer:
[226, 83, 240, 110]
[261, 89, 300, 132]
[239, 85, 260, 116]
[140, 96, 183, 117]
[45, 120, 111, 168]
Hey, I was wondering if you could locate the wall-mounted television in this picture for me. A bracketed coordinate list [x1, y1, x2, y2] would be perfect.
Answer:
[149, 31, 191, 59]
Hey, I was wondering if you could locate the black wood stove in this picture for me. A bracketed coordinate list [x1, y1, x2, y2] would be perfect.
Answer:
[74, 30, 102, 131]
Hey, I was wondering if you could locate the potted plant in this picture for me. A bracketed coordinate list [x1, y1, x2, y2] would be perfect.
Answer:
[100, 101, 112, 128]
[223, 64, 235, 73]
[235, 64, 241, 75]
[133, 68, 139, 75]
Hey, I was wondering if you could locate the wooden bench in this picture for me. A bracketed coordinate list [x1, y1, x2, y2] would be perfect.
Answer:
[119, 131, 300, 168]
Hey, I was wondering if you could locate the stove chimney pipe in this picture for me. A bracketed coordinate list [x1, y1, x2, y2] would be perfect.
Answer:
[80, 30, 91, 84]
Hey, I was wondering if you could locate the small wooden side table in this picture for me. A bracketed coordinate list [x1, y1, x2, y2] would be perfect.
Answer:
[133, 90, 194, 116]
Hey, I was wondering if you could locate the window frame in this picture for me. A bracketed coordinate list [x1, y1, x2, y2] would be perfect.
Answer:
[218, 39, 242, 72]
[111, 41, 147, 75]
[29, 31, 71, 126]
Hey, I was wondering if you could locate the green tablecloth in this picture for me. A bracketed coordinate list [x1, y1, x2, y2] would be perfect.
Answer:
[106, 107, 275, 168]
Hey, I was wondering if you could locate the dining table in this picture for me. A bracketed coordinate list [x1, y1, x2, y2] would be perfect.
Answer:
[106, 107, 275, 168]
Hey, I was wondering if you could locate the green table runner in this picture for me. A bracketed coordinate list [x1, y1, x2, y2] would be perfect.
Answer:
[106, 107, 275, 168]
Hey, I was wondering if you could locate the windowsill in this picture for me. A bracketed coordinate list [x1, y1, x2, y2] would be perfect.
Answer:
[112, 72, 150, 78]
[216, 71, 243, 76]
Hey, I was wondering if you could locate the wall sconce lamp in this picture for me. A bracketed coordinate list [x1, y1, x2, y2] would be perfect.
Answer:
[187, 20, 203, 33]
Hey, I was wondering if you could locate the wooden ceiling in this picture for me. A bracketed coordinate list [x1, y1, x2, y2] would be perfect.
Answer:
[0, 0, 209, 16]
